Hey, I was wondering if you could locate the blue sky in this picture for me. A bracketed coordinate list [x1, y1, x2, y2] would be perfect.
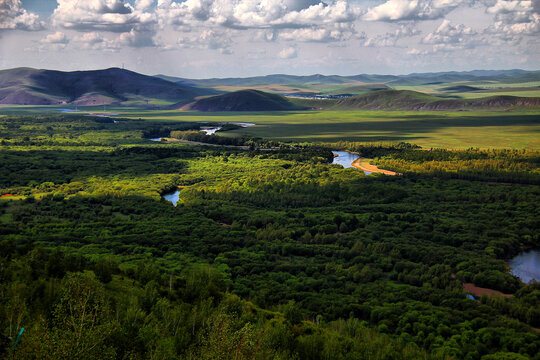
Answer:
[1, 0, 539, 77]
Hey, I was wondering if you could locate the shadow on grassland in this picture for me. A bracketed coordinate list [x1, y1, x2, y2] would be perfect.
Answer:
[239, 114, 540, 141]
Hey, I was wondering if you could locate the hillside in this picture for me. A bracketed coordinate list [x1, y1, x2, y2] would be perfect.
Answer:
[182, 89, 303, 111]
[0, 67, 217, 106]
[332, 90, 540, 110]
[157, 70, 540, 88]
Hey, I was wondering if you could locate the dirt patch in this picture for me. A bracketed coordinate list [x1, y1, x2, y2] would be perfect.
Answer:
[352, 158, 401, 176]
[463, 283, 512, 298]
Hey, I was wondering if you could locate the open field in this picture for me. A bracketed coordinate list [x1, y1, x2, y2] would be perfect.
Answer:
[1, 106, 539, 149]
[129, 109, 540, 149]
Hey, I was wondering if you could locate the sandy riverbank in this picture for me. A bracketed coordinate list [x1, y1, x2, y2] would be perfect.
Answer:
[352, 158, 401, 176]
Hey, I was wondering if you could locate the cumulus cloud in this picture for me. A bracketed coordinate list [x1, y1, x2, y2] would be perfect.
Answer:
[420, 19, 485, 52]
[484, 0, 540, 36]
[177, 29, 233, 54]
[74, 32, 121, 51]
[279, 46, 297, 58]
[364, 0, 464, 21]
[42, 31, 69, 44]
[38, 31, 69, 50]
[0, 0, 44, 31]
[364, 24, 421, 47]
[407, 47, 428, 55]
[119, 28, 158, 47]
[135, 0, 156, 11]
[52, 0, 154, 32]
[279, 23, 355, 42]
[156, 0, 358, 30]
[423, 19, 476, 43]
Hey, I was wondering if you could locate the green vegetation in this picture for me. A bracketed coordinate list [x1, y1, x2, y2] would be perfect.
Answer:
[184, 89, 303, 111]
[0, 113, 539, 359]
[109, 109, 540, 150]
[0, 67, 217, 106]
[1, 245, 432, 360]
[328, 143, 540, 185]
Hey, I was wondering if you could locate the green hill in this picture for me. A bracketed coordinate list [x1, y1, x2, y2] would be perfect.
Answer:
[183, 89, 304, 111]
[0, 67, 217, 106]
[157, 70, 540, 88]
[332, 90, 540, 110]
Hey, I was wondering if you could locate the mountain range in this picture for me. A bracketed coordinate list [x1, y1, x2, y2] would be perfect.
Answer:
[0, 67, 217, 106]
[1, 67, 539, 110]
[156, 69, 540, 87]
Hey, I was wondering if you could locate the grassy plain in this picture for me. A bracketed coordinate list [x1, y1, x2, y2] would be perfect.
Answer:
[113, 108, 540, 149]
[1, 106, 539, 149]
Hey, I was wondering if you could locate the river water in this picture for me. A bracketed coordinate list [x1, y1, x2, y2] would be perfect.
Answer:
[509, 250, 540, 284]
[332, 151, 371, 175]
[163, 189, 181, 206]
[149, 122, 255, 141]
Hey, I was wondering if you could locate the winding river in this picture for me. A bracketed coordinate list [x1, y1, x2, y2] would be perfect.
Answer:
[509, 250, 540, 284]
[332, 151, 371, 175]
[150, 122, 255, 141]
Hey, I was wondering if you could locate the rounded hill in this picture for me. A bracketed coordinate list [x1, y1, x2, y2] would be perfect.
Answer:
[182, 89, 303, 111]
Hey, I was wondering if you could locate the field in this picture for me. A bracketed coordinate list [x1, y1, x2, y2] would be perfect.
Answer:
[2, 106, 539, 149]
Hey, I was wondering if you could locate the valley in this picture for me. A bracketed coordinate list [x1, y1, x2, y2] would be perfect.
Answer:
[0, 68, 539, 360]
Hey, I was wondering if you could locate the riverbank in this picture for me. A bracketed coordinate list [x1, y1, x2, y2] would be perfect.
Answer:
[463, 283, 512, 298]
[352, 158, 401, 176]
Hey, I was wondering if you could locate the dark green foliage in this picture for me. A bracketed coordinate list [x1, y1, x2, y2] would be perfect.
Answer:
[0, 246, 431, 360]
[186, 89, 304, 111]
[0, 114, 539, 359]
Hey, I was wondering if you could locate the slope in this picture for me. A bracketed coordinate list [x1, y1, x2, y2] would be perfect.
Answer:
[0, 67, 217, 106]
[332, 90, 540, 110]
[182, 89, 304, 111]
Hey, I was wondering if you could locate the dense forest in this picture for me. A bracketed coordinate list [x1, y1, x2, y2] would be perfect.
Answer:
[329, 142, 540, 185]
[0, 114, 539, 359]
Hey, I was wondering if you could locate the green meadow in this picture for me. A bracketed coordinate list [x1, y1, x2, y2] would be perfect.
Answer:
[1, 106, 539, 149]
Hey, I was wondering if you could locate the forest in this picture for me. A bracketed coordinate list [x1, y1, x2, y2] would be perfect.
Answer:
[0, 114, 539, 359]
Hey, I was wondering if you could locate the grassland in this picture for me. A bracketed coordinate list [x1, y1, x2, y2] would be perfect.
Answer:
[1, 105, 539, 149]
[392, 80, 540, 99]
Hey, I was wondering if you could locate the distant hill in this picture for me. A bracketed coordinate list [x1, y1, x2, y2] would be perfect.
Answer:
[332, 90, 540, 110]
[182, 89, 303, 111]
[440, 85, 482, 92]
[0, 67, 217, 106]
[157, 70, 540, 88]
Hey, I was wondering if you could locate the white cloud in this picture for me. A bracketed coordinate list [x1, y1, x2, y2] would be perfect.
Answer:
[407, 48, 428, 55]
[156, 0, 359, 30]
[0, 0, 44, 31]
[74, 32, 121, 51]
[484, 0, 540, 36]
[42, 31, 69, 44]
[52, 0, 155, 32]
[279, 23, 355, 42]
[135, 0, 156, 11]
[364, 0, 464, 21]
[420, 20, 485, 52]
[38, 31, 69, 50]
[423, 19, 476, 43]
[279, 46, 297, 58]
[119, 29, 158, 47]
[364, 24, 421, 47]
[177, 29, 233, 53]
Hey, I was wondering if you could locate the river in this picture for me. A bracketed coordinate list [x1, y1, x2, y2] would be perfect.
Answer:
[509, 250, 540, 284]
[162, 189, 181, 206]
[332, 151, 371, 175]
[149, 122, 255, 141]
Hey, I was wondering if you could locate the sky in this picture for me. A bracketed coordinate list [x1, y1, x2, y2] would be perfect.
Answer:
[0, 0, 539, 78]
